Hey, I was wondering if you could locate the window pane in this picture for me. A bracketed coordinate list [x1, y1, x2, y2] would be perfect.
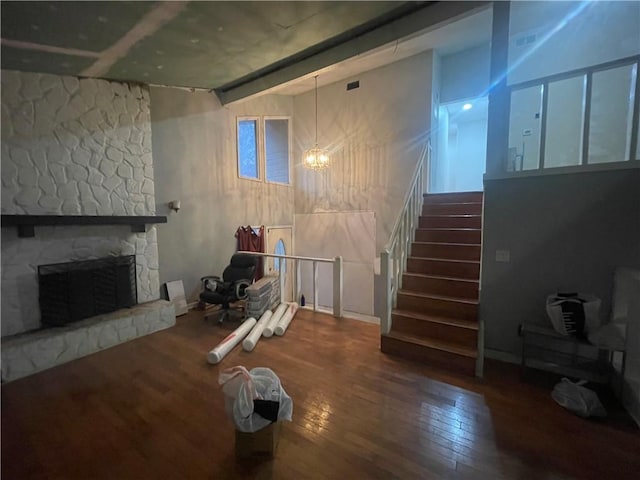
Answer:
[544, 76, 585, 168]
[238, 119, 258, 179]
[265, 119, 290, 183]
[274, 239, 286, 273]
[589, 64, 635, 164]
[509, 85, 543, 171]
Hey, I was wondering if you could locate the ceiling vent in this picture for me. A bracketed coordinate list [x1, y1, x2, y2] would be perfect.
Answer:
[514, 33, 537, 47]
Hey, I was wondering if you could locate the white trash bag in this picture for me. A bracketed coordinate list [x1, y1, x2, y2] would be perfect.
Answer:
[551, 378, 607, 418]
[219, 366, 293, 432]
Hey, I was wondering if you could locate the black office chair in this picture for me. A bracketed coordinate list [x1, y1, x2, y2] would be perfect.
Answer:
[200, 254, 258, 322]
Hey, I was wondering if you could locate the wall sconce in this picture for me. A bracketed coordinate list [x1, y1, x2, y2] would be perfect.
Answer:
[168, 200, 181, 213]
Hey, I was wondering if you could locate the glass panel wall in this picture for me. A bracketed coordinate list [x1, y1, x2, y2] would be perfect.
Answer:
[508, 85, 543, 171]
[589, 64, 636, 164]
[544, 76, 586, 168]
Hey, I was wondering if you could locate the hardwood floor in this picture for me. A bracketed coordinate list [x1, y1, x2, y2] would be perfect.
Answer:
[2, 309, 639, 479]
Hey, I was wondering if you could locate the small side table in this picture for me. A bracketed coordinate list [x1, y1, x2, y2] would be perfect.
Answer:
[519, 323, 626, 394]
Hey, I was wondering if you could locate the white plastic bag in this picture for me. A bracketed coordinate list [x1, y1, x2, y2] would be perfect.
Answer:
[219, 366, 293, 432]
[551, 378, 607, 418]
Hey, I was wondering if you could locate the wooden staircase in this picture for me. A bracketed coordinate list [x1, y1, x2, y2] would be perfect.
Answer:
[381, 191, 483, 376]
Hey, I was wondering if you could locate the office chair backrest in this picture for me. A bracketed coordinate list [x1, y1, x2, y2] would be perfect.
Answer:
[223, 254, 258, 283]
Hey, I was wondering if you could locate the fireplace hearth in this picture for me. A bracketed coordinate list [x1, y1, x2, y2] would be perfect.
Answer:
[38, 256, 137, 326]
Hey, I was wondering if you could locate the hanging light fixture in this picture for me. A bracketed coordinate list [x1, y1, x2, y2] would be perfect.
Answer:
[302, 75, 330, 170]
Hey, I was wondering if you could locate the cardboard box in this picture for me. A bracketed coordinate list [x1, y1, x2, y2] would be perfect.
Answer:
[235, 422, 280, 458]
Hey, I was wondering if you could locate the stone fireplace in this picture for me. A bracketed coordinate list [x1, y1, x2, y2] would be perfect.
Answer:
[39, 255, 137, 326]
[1, 70, 174, 381]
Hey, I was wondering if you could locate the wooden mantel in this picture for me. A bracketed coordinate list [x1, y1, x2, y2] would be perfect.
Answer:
[1, 215, 168, 237]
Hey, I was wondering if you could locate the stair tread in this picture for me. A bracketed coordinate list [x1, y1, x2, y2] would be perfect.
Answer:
[408, 256, 480, 264]
[417, 228, 481, 231]
[398, 290, 479, 304]
[424, 191, 483, 196]
[403, 272, 479, 283]
[421, 214, 482, 218]
[392, 309, 479, 330]
[383, 331, 477, 358]
[413, 241, 481, 247]
[423, 202, 482, 206]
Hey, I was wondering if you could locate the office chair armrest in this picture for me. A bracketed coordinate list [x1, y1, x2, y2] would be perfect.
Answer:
[234, 279, 252, 300]
[201, 276, 223, 293]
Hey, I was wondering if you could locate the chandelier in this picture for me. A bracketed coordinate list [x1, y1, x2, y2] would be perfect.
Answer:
[302, 76, 330, 170]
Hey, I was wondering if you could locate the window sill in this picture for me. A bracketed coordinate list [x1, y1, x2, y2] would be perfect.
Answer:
[265, 180, 292, 187]
[484, 160, 639, 182]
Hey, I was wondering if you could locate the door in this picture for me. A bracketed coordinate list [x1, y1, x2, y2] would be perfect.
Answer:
[265, 226, 294, 302]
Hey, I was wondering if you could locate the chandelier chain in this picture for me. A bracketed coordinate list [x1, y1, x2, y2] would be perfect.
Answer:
[314, 75, 318, 146]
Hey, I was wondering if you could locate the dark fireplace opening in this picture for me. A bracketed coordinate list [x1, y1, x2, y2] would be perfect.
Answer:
[38, 255, 137, 327]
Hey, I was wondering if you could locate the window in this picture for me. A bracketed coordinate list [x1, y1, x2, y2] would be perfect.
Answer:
[508, 85, 543, 171]
[544, 76, 585, 168]
[264, 118, 290, 184]
[588, 64, 636, 164]
[236, 116, 291, 184]
[507, 58, 640, 173]
[237, 118, 259, 180]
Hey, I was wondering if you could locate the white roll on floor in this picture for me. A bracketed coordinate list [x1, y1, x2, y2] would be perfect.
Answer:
[242, 310, 273, 351]
[207, 318, 257, 364]
[275, 303, 299, 336]
[263, 303, 287, 338]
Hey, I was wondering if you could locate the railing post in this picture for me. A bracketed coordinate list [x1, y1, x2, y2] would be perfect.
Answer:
[399, 214, 405, 291]
[295, 259, 301, 304]
[278, 257, 284, 304]
[332, 256, 343, 318]
[392, 241, 399, 309]
[380, 249, 392, 334]
[312, 261, 319, 312]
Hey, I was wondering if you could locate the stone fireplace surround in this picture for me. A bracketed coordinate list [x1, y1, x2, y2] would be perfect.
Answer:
[1, 70, 175, 381]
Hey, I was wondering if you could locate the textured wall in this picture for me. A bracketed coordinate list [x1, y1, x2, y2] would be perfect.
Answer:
[480, 168, 640, 356]
[1, 70, 159, 337]
[1, 70, 154, 215]
[293, 52, 433, 253]
[150, 87, 294, 301]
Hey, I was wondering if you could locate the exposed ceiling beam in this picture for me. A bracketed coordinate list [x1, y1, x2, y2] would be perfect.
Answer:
[217, 1, 490, 104]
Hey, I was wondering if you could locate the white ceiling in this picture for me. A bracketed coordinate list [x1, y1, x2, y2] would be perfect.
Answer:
[263, 5, 493, 98]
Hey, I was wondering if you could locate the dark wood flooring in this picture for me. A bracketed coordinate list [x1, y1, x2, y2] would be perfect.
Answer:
[2, 309, 639, 479]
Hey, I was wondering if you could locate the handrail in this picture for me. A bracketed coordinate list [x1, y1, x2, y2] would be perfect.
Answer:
[238, 250, 343, 318]
[379, 141, 430, 335]
[237, 251, 334, 263]
[384, 142, 430, 252]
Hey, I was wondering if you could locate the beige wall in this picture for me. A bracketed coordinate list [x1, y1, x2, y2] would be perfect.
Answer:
[293, 52, 433, 253]
[150, 88, 294, 301]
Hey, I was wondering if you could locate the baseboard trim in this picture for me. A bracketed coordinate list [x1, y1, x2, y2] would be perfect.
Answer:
[484, 348, 521, 365]
[300, 304, 380, 325]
